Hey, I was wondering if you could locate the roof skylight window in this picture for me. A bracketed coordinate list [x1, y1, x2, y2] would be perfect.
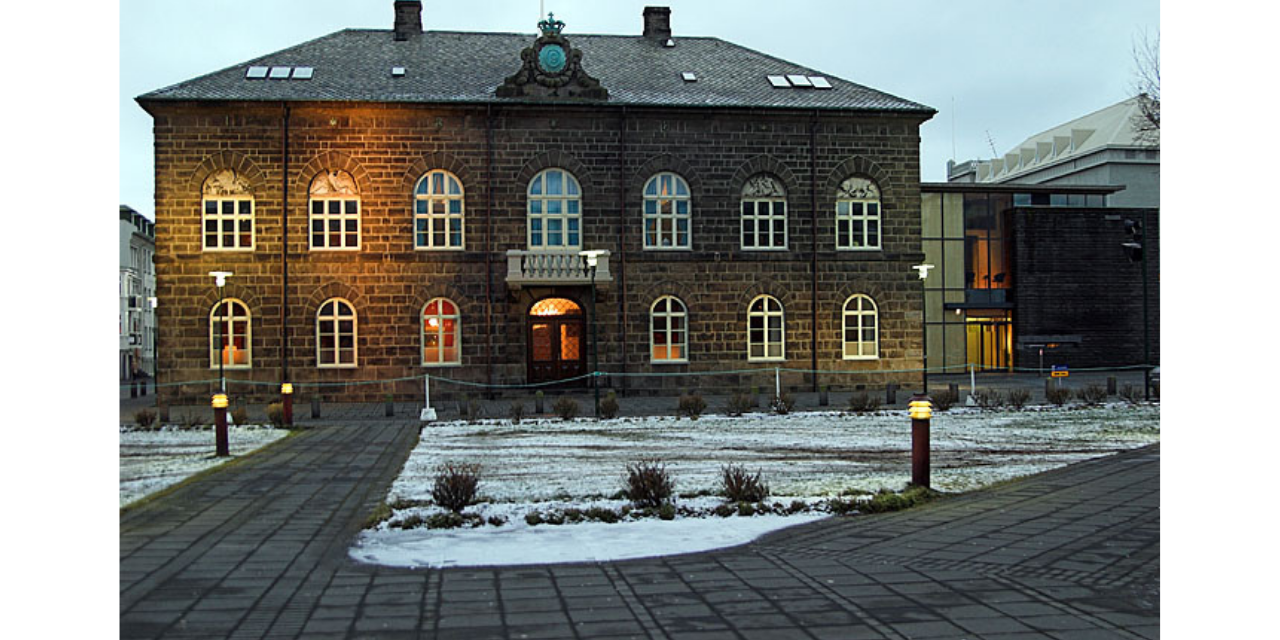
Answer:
[268, 66, 291, 79]
[292, 67, 314, 80]
[786, 75, 812, 87]
[392, 66, 406, 77]
[809, 76, 832, 89]
[681, 72, 696, 82]
[245, 66, 269, 79]
[767, 75, 789, 88]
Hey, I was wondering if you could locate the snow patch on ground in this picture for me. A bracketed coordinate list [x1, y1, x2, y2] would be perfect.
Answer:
[352, 403, 1159, 569]
[119, 425, 289, 507]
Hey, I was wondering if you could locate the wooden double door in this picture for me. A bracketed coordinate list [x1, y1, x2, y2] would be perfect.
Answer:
[528, 298, 586, 385]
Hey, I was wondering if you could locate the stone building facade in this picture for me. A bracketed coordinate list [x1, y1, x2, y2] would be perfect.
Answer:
[139, 3, 935, 403]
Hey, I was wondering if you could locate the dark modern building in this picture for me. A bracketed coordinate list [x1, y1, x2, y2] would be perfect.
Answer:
[138, 2, 937, 403]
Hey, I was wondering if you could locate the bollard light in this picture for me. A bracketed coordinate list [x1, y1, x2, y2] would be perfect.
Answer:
[909, 398, 932, 420]
[281, 382, 293, 395]
[212, 392, 230, 457]
[211, 393, 229, 409]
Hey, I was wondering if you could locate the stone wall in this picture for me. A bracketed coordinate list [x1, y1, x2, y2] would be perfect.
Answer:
[150, 101, 929, 402]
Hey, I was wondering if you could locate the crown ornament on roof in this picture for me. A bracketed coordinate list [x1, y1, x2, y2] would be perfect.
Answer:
[538, 13, 565, 36]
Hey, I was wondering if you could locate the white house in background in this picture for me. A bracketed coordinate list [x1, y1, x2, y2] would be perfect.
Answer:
[120, 205, 156, 381]
[946, 96, 1160, 208]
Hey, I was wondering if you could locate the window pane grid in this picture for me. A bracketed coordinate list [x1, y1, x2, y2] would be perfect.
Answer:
[310, 197, 361, 249]
[741, 198, 787, 249]
[836, 198, 882, 250]
[842, 295, 879, 359]
[317, 300, 357, 367]
[203, 197, 254, 250]
[650, 296, 688, 362]
[209, 300, 251, 368]
[529, 169, 582, 250]
[415, 171, 466, 249]
[643, 173, 692, 249]
[747, 296, 785, 361]
[422, 298, 462, 365]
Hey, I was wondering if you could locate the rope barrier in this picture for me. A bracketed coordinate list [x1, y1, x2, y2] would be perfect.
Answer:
[124, 362, 1155, 392]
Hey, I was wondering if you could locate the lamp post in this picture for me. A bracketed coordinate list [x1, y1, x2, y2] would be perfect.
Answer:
[210, 271, 233, 456]
[580, 250, 605, 418]
[911, 264, 934, 393]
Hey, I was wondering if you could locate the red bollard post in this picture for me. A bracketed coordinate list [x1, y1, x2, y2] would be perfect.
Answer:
[213, 393, 230, 457]
[909, 394, 933, 488]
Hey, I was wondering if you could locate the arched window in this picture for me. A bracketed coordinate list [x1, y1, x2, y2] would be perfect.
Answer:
[422, 298, 461, 366]
[209, 299, 251, 368]
[643, 173, 691, 249]
[747, 295, 785, 361]
[202, 169, 254, 251]
[309, 171, 361, 250]
[836, 177, 882, 250]
[740, 174, 788, 250]
[842, 294, 879, 359]
[650, 296, 688, 363]
[415, 170, 465, 249]
[527, 168, 581, 249]
[316, 298, 357, 367]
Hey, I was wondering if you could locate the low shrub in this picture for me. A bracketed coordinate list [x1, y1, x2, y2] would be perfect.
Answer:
[364, 502, 394, 528]
[1046, 384, 1072, 406]
[585, 506, 620, 523]
[846, 391, 880, 414]
[1119, 384, 1142, 404]
[487, 515, 507, 527]
[720, 464, 770, 503]
[677, 392, 707, 420]
[658, 503, 676, 520]
[860, 486, 941, 514]
[432, 462, 481, 513]
[625, 458, 675, 508]
[725, 392, 754, 417]
[975, 389, 1005, 410]
[598, 391, 620, 419]
[771, 392, 796, 415]
[509, 401, 525, 424]
[1076, 384, 1108, 406]
[525, 511, 544, 526]
[266, 402, 286, 428]
[181, 411, 204, 429]
[930, 388, 958, 411]
[553, 396, 580, 421]
[134, 408, 157, 429]
[1007, 388, 1031, 409]
[230, 405, 249, 426]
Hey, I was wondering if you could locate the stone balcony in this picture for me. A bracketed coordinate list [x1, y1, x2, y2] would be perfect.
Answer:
[505, 249, 612, 289]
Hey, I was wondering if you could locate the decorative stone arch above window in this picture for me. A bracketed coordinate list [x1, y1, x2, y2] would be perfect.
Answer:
[294, 151, 371, 194]
[837, 177, 881, 200]
[823, 156, 892, 205]
[303, 281, 364, 320]
[308, 169, 362, 250]
[629, 154, 698, 197]
[728, 155, 799, 199]
[202, 169, 253, 197]
[835, 176, 884, 251]
[742, 174, 788, 198]
[187, 151, 267, 196]
[195, 156, 265, 252]
[514, 149, 592, 190]
[401, 152, 476, 194]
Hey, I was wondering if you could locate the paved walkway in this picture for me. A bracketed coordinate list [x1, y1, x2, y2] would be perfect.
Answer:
[121, 405, 1158, 639]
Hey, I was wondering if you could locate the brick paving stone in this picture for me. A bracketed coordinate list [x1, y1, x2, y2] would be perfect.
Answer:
[122, 400, 1159, 640]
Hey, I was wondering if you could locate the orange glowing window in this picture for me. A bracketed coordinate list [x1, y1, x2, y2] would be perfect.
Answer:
[422, 297, 461, 365]
[530, 298, 582, 317]
[209, 299, 251, 368]
[650, 295, 688, 363]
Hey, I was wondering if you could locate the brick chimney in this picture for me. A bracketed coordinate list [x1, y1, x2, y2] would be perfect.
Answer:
[394, 1, 423, 41]
[642, 6, 671, 42]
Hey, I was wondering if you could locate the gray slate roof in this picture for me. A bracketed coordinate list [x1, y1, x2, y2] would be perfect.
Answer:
[139, 29, 934, 114]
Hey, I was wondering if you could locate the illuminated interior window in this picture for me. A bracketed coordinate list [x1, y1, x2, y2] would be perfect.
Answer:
[842, 294, 879, 359]
[650, 295, 688, 363]
[740, 175, 787, 250]
[309, 171, 361, 250]
[528, 168, 582, 250]
[422, 298, 461, 365]
[530, 298, 582, 317]
[414, 170, 465, 249]
[642, 173, 691, 249]
[835, 177, 882, 250]
[747, 294, 785, 361]
[201, 169, 254, 251]
[209, 299, 251, 368]
[316, 298, 357, 368]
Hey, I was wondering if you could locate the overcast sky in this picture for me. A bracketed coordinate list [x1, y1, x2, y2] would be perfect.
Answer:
[120, 0, 1159, 220]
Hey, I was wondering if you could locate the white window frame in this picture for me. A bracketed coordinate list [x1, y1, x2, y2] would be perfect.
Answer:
[649, 295, 689, 364]
[740, 175, 788, 250]
[527, 168, 582, 250]
[642, 172, 692, 250]
[309, 171, 361, 251]
[842, 294, 880, 360]
[747, 294, 785, 362]
[836, 177, 882, 251]
[208, 298, 251, 369]
[316, 298, 358, 368]
[421, 297, 462, 366]
[414, 170, 466, 250]
[201, 169, 255, 251]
